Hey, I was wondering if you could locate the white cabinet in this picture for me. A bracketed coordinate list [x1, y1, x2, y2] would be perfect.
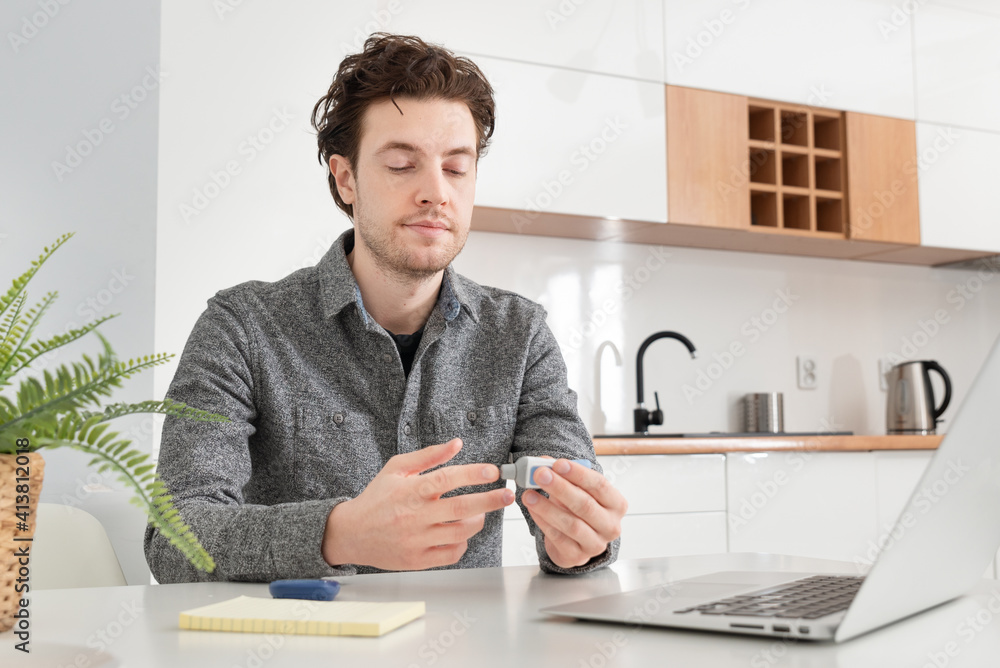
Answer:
[662, 0, 915, 119]
[502, 454, 726, 566]
[392, 0, 664, 81]
[914, 4, 1000, 133]
[473, 57, 667, 224]
[873, 451, 933, 538]
[917, 122, 1000, 253]
[726, 452, 878, 564]
[619, 513, 727, 560]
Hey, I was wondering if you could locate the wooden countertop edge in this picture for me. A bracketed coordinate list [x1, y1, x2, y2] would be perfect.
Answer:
[592, 434, 944, 455]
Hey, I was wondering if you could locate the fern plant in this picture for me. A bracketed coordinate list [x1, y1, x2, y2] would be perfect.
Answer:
[0, 233, 225, 573]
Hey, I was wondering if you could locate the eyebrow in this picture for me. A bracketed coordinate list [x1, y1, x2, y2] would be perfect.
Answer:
[374, 141, 477, 159]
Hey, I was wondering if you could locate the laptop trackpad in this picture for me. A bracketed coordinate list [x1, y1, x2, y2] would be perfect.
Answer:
[542, 572, 809, 620]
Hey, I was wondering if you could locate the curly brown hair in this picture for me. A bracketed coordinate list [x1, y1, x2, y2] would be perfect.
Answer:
[311, 33, 496, 220]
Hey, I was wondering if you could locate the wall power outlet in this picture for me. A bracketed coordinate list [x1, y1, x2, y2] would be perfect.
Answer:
[797, 356, 818, 389]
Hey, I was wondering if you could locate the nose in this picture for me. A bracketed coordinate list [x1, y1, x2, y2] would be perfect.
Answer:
[415, 165, 448, 208]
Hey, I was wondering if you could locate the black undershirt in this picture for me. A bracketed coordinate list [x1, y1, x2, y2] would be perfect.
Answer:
[387, 327, 424, 376]
[346, 232, 425, 375]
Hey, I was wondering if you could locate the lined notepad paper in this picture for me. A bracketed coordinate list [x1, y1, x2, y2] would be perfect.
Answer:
[179, 596, 425, 637]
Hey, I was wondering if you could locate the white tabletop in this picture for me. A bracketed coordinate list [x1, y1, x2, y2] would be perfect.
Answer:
[5, 552, 1000, 667]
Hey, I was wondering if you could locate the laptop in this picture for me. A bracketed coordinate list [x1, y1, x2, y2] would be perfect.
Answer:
[542, 332, 1000, 642]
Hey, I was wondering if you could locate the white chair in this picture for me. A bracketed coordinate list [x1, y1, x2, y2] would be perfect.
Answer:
[31, 503, 127, 589]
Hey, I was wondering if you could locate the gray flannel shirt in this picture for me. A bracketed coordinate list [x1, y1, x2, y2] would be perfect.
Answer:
[144, 229, 619, 582]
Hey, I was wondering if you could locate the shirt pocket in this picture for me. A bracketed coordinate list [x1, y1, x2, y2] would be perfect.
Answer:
[427, 402, 518, 468]
[291, 403, 381, 498]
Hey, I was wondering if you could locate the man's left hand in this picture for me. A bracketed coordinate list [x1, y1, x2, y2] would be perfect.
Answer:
[522, 459, 627, 569]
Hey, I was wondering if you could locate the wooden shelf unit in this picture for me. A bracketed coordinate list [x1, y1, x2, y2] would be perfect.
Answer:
[747, 99, 848, 236]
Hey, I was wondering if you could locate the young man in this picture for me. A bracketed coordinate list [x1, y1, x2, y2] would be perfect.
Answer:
[145, 33, 625, 582]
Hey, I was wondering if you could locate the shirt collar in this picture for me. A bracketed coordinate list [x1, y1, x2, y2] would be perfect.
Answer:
[317, 228, 479, 324]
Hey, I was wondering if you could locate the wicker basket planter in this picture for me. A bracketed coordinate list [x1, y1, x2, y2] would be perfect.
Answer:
[0, 452, 44, 634]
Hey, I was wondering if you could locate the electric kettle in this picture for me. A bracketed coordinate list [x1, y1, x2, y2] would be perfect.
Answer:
[885, 360, 952, 434]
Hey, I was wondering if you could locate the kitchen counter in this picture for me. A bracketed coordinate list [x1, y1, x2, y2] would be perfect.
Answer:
[592, 433, 943, 455]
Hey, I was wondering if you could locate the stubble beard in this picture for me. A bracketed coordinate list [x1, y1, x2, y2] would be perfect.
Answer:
[352, 179, 469, 282]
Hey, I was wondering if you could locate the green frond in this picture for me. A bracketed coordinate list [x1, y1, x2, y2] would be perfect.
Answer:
[0, 314, 119, 389]
[0, 232, 221, 573]
[0, 291, 58, 380]
[0, 292, 28, 355]
[0, 232, 73, 322]
[79, 398, 229, 424]
[34, 431, 215, 573]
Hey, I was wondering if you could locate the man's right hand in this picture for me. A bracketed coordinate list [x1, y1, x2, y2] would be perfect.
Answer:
[321, 438, 514, 571]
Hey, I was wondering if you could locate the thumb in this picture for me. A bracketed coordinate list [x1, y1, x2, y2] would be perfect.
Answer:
[389, 438, 463, 475]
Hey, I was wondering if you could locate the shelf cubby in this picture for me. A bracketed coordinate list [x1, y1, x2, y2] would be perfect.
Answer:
[815, 155, 843, 191]
[782, 193, 811, 230]
[780, 111, 809, 147]
[749, 106, 777, 142]
[751, 191, 779, 228]
[813, 114, 842, 151]
[746, 98, 848, 236]
[816, 195, 845, 234]
[782, 153, 810, 188]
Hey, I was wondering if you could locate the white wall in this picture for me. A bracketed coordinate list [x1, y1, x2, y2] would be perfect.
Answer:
[1, 0, 161, 584]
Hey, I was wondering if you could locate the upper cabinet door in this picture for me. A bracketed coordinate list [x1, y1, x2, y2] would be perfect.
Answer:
[917, 122, 1000, 253]
[663, 0, 915, 119]
[473, 57, 667, 223]
[391, 0, 664, 81]
[913, 4, 1000, 133]
[845, 113, 921, 244]
[666, 86, 749, 229]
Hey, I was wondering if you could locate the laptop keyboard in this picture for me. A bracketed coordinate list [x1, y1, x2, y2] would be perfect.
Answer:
[674, 575, 865, 620]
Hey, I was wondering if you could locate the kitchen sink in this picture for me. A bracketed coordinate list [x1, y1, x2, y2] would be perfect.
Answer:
[594, 431, 853, 439]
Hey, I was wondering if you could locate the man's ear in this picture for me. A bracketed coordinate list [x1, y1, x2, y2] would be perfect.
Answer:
[328, 154, 356, 205]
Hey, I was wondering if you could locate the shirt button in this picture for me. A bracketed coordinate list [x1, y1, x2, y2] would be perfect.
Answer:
[333, 413, 344, 425]
[382, 353, 393, 363]
[467, 410, 477, 422]
[403, 424, 412, 436]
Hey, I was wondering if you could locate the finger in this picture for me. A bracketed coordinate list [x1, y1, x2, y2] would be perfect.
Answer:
[388, 438, 463, 475]
[531, 467, 620, 539]
[549, 459, 628, 516]
[429, 487, 514, 523]
[426, 514, 487, 546]
[526, 503, 597, 567]
[416, 541, 469, 570]
[523, 491, 607, 557]
[415, 462, 501, 500]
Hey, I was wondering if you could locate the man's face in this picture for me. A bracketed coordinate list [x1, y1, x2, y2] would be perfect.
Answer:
[333, 97, 478, 280]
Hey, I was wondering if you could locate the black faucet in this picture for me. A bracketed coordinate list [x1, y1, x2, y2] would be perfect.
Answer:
[634, 331, 697, 434]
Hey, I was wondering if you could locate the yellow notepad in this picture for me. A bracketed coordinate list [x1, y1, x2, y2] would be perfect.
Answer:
[178, 596, 425, 637]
